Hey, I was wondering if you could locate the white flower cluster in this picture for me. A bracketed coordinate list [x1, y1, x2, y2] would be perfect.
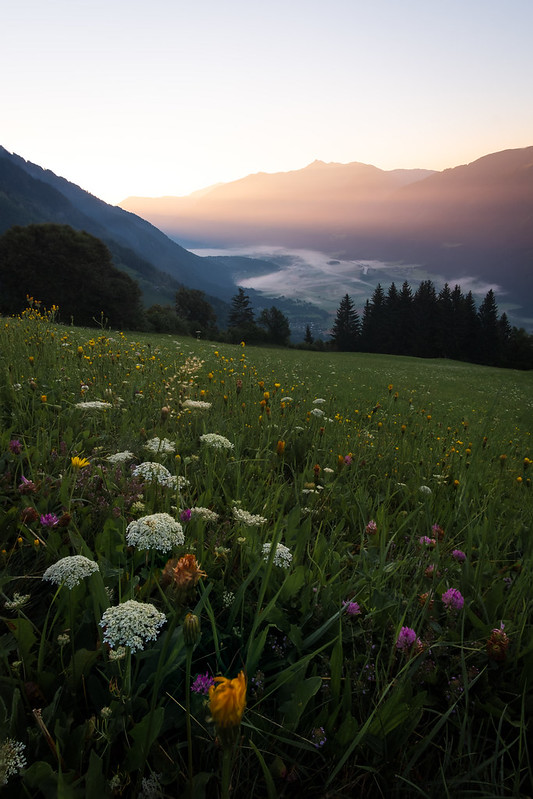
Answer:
[0, 738, 27, 786]
[280, 397, 293, 403]
[100, 600, 166, 653]
[43, 555, 99, 589]
[232, 506, 268, 527]
[310, 407, 325, 418]
[189, 506, 220, 522]
[4, 593, 30, 610]
[107, 450, 135, 463]
[262, 542, 293, 568]
[132, 462, 177, 488]
[144, 437, 176, 454]
[182, 399, 212, 410]
[75, 400, 112, 410]
[126, 513, 184, 552]
[199, 433, 234, 450]
[313, 398, 326, 404]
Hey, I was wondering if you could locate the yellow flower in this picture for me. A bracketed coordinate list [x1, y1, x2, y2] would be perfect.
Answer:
[40, 394, 47, 403]
[71, 456, 90, 469]
[209, 671, 246, 728]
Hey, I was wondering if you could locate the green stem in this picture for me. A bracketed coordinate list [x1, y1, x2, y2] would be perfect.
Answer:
[185, 647, 194, 796]
[221, 744, 234, 799]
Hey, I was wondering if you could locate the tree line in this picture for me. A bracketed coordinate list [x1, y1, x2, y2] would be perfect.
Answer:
[330, 281, 533, 369]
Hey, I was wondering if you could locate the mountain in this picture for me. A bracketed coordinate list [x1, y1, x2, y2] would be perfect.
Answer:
[121, 149, 533, 325]
[0, 146, 237, 316]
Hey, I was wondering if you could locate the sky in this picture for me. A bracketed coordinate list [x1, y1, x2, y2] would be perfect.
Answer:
[3, 0, 533, 206]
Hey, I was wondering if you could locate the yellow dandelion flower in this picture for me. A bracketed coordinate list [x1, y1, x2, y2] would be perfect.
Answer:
[208, 671, 247, 728]
[71, 456, 91, 470]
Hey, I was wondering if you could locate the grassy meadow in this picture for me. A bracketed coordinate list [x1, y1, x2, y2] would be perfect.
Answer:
[1, 303, 532, 797]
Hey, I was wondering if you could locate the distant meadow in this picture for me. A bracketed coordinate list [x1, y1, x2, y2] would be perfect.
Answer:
[1, 303, 532, 797]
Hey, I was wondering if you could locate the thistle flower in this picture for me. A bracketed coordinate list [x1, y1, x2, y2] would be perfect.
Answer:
[100, 600, 166, 653]
[126, 513, 184, 552]
[208, 670, 247, 728]
[43, 555, 99, 589]
[262, 542, 292, 568]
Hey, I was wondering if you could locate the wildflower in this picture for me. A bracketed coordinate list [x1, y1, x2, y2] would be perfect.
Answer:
[199, 433, 234, 450]
[4, 593, 30, 610]
[419, 536, 437, 548]
[486, 623, 509, 662]
[342, 600, 361, 616]
[71, 455, 90, 469]
[189, 506, 219, 522]
[222, 590, 235, 608]
[365, 520, 377, 535]
[432, 523, 445, 541]
[40, 394, 47, 403]
[182, 399, 212, 410]
[180, 508, 192, 522]
[100, 600, 166, 653]
[262, 542, 292, 568]
[313, 398, 326, 404]
[419, 485, 432, 495]
[0, 738, 27, 786]
[40, 513, 59, 528]
[191, 672, 215, 695]
[310, 407, 325, 418]
[43, 555, 99, 589]
[8, 440, 22, 455]
[18, 476, 37, 494]
[161, 554, 206, 590]
[280, 396, 293, 403]
[233, 506, 268, 526]
[311, 726, 327, 748]
[20, 507, 38, 524]
[144, 436, 176, 454]
[276, 439, 286, 455]
[452, 549, 466, 563]
[108, 646, 127, 661]
[208, 671, 247, 728]
[57, 633, 70, 647]
[132, 461, 177, 488]
[74, 400, 112, 410]
[107, 450, 135, 463]
[126, 513, 184, 552]
[138, 772, 163, 799]
[396, 626, 420, 652]
[442, 588, 464, 611]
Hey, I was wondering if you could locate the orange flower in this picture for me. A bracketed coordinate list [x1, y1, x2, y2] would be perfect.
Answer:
[276, 439, 285, 455]
[162, 554, 206, 590]
[209, 670, 247, 728]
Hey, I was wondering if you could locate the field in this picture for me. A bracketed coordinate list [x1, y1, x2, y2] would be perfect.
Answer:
[1, 304, 532, 798]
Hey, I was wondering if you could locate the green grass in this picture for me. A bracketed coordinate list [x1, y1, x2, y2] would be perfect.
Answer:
[0, 304, 532, 798]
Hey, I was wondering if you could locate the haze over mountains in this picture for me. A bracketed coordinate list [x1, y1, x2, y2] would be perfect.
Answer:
[121, 147, 533, 327]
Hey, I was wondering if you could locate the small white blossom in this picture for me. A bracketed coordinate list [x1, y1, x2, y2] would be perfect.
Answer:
[232, 507, 268, 526]
[199, 433, 234, 450]
[139, 772, 163, 799]
[132, 462, 177, 488]
[75, 400, 112, 410]
[107, 450, 135, 463]
[323, 467, 334, 474]
[126, 513, 184, 552]
[310, 407, 325, 418]
[313, 398, 326, 404]
[144, 437, 176, 455]
[419, 485, 432, 495]
[43, 555, 99, 589]
[4, 593, 30, 610]
[108, 645, 127, 661]
[222, 590, 235, 608]
[182, 399, 212, 410]
[262, 542, 292, 568]
[0, 738, 27, 786]
[280, 396, 293, 403]
[100, 600, 166, 653]
[189, 506, 219, 522]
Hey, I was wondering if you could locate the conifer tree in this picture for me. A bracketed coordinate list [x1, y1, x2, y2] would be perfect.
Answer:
[331, 294, 361, 351]
[227, 287, 258, 343]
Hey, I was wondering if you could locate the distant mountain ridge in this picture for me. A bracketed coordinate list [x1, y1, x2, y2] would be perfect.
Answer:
[121, 148, 533, 324]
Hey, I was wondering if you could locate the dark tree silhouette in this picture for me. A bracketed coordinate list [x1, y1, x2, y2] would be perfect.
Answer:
[331, 294, 361, 351]
[175, 286, 217, 336]
[258, 306, 291, 345]
[227, 287, 258, 343]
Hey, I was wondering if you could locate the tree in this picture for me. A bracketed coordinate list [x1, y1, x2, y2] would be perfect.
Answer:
[304, 324, 314, 345]
[0, 223, 144, 328]
[175, 286, 217, 335]
[258, 306, 291, 346]
[478, 289, 500, 364]
[227, 288, 258, 342]
[331, 294, 361, 351]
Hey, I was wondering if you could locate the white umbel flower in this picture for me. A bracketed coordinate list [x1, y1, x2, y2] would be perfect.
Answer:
[189, 506, 219, 522]
[182, 399, 212, 410]
[232, 507, 268, 526]
[74, 401, 112, 410]
[132, 462, 177, 488]
[0, 738, 27, 786]
[262, 542, 292, 568]
[126, 513, 184, 552]
[42, 555, 99, 589]
[144, 437, 176, 455]
[100, 600, 166, 653]
[107, 450, 135, 463]
[199, 433, 234, 450]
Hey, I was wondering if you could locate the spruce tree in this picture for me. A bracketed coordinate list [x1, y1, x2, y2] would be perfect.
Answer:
[331, 294, 361, 351]
[227, 287, 257, 343]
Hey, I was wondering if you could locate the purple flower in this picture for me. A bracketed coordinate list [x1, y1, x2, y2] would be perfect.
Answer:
[9, 439, 22, 455]
[442, 588, 464, 611]
[344, 455, 352, 465]
[180, 509, 192, 522]
[396, 626, 418, 652]
[311, 726, 327, 748]
[18, 476, 37, 494]
[419, 536, 437, 547]
[365, 520, 377, 535]
[190, 672, 215, 695]
[342, 600, 361, 616]
[451, 549, 466, 563]
[40, 513, 59, 528]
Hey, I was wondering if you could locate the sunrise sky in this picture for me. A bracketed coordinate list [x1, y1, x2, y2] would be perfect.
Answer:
[3, 0, 533, 206]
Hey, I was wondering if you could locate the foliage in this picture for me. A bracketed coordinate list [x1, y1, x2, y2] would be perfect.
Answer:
[0, 302, 532, 797]
[227, 288, 258, 343]
[175, 286, 217, 337]
[331, 293, 361, 351]
[258, 306, 291, 346]
[0, 224, 145, 329]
